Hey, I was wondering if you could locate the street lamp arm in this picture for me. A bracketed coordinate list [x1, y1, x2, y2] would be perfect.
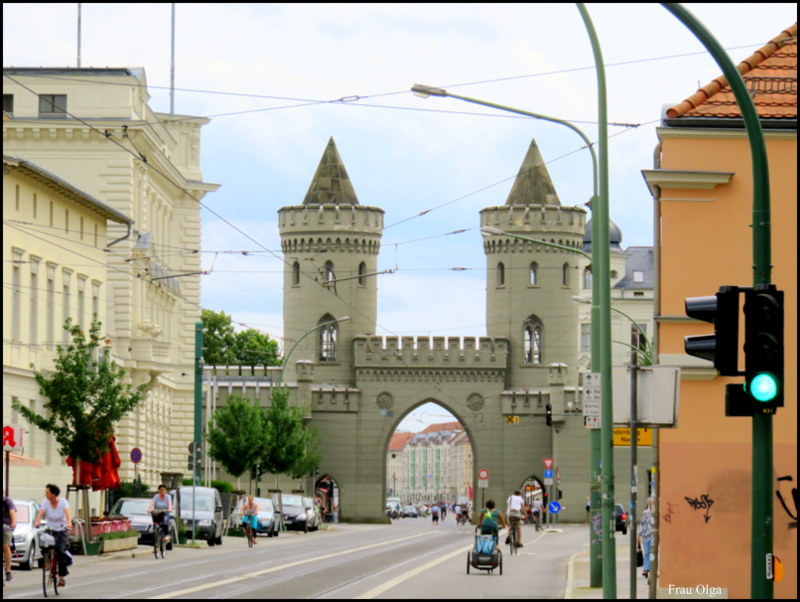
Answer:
[411, 84, 598, 198]
[480, 226, 592, 261]
[279, 316, 351, 384]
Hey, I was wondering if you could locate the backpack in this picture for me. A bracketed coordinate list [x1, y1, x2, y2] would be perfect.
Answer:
[481, 509, 499, 530]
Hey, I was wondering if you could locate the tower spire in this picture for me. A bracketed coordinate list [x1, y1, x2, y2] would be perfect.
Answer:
[505, 138, 561, 206]
[303, 137, 359, 205]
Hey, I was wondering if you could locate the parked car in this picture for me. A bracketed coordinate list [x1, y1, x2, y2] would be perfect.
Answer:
[402, 504, 418, 518]
[10, 499, 42, 570]
[231, 496, 281, 537]
[614, 503, 628, 535]
[109, 496, 176, 547]
[280, 494, 311, 532]
[303, 497, 322, 531]
[179, 486, 224, 546]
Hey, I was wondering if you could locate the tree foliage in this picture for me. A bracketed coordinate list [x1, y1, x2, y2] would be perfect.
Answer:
[261, 387, 320, 479]
[12, 318, 145, 463]
[206, 395, 269, 478]
[201, 309, 280, 367]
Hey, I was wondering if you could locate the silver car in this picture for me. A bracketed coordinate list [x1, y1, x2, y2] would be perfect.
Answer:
[11, 499, 42, 570]
[109, 496, 176, 547]
[232, 497, 282, 537]
[303, 497, 322, 532]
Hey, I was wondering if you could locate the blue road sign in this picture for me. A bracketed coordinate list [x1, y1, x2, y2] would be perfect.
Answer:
[130, 447, 142, 464]
[548, 501, 562, 514]
[543, 469, 554, 479]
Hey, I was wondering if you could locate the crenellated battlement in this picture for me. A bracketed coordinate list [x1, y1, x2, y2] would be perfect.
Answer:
[279, 204, 385, 235]
[479, 204, 586, 234]
[353, 335, 509, 369]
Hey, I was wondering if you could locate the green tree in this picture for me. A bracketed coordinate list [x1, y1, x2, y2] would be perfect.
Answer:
[12, 317, 145, 464]
[201, 308, 237, 365]
[262, 387, 320, 486]
[234, 328, 280, 367]
[206, 395, 270, 487]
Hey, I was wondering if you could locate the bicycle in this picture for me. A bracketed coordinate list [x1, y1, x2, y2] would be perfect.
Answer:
[507, 522, 518, 556]
[150, 510, 170, 559]
[242, 518, 255, 548]
[533, 510, 542, 532]
[37, 529, 60, 597]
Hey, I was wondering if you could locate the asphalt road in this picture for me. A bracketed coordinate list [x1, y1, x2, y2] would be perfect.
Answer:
[4, 517, 590, 599]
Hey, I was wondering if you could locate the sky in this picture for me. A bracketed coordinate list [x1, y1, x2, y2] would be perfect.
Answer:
[4, 3, 796, 431]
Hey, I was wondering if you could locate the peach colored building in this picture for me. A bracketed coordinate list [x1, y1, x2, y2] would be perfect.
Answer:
[643, 24, 796, 598]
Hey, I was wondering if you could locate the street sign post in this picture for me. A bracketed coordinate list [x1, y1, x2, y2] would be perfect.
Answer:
[584, 372, 601, 429]
[543, 458, 554, 469]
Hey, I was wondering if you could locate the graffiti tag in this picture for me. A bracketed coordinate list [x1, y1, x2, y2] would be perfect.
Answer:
[776, 475, 797, 529]
[664, 501, 679, 524]
[591, 511, 602, 545]
[685, 494, 714, 523]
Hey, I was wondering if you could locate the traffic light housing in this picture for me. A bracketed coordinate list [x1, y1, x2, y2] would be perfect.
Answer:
[545, 404, 553, 426]
[744, 285, 784, 413]
[684, 286, 741, 376]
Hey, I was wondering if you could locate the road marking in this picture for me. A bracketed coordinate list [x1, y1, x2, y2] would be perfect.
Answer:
[564, 550, 586, 599]
[149, 530, 438, 599]
[354, 542, 473, 599]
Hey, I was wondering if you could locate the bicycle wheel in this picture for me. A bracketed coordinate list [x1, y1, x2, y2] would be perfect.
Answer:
[42, 551, 58, 597]
[509, 529, 517, 555]
[160, 529, 166, 558]
[247, 525, 253, 548]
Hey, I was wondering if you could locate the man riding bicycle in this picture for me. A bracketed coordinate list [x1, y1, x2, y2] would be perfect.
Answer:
[239, 495, 259, 544]
[32, 484, 72, 588]
[506, 490, 527, 548]
[147, 484, 173, 544]
[532, 497, 543, 530]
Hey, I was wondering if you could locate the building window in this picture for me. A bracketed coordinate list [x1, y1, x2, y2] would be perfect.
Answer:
[497, 262, 505, 286]
[358, 262, 367, 286]
[583, 267, 592, 289]
[580, 323, 591, 352]
[3, 94, 13, 113]
[318, 314, 338, 362]
[633, 270, 645, 283]
[524, 316, 543, 364]
[562, 263, 570, 287]
[39, 94, 67, 117]
[46, 264, 56, 345]
[29, 257, 41, 345]
[324, 261, 335, 283]
[632, 323, 649, 354]
[292, 261, 300, 286]
[12, 250, 23, 341]
[530, 262, 538, 286]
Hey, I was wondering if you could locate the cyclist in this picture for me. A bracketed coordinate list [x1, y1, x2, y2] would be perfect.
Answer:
[3, 490, 17, 583]
[239, 495, 259, 544]
[532, 497, 543, 530]
[506, 490, 527, 548]
[476, 499, 507, 547]
[147, 484, 173, 544]
[32, 484, 72, 588]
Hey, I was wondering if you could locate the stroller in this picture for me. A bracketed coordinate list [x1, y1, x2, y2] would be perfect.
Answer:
[467, 531, 503, 575]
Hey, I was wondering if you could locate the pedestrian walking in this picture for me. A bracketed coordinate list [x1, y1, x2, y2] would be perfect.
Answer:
[638, 497, 655, 579]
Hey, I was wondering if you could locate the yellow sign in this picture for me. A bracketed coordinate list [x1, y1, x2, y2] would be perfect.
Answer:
[613, 428, 652, 446]
[506, 415, 519, 424]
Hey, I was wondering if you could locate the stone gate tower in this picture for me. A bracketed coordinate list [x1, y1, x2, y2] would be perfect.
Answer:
[480, 139, 586, 390]
[278, 138, 384, 385]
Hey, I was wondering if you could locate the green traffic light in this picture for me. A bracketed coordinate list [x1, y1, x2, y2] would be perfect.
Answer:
[749, 372, 779, 402]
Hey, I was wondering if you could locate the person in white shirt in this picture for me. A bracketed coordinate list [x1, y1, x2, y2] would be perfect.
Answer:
[33, 484, 72, 588]
[506, 490, 527, 547]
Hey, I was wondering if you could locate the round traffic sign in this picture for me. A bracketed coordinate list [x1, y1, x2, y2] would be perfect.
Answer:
[543, 469, 553, 479]
[478, 469, 489, 480]
[548, 501, 561, 514]
[130, 447, 142, 464]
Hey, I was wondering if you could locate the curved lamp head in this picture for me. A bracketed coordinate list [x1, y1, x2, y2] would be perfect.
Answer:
[570, 296, 592, 305]
[479, 225, 504, 238]
[411, 84, 448, 99]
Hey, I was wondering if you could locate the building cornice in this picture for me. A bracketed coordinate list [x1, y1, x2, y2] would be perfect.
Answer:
[641, 169, 734, 197]
[655, 126, 796, 141]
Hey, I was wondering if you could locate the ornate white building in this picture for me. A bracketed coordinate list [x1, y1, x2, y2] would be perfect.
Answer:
[3, 67, 218, 500]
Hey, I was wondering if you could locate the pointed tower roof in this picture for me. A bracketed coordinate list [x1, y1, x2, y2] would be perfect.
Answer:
[505, 138, 561, 206]
[302, 137, 359, 205]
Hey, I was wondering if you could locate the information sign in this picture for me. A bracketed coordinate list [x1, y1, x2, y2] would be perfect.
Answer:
[548, 501, 562, 514]
[612, 428, 653, 446]
[583, 372, 601, 417]
[3, 424, 23, 451]
[505, 415, 519, 424]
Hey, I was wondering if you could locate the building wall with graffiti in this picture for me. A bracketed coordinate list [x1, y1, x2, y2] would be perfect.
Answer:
[650, 24, 797, 599]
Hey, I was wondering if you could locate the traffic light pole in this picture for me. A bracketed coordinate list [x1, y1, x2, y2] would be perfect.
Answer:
[664, 5, 773, 597]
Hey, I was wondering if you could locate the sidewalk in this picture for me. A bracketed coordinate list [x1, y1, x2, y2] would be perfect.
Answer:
[565, 540, 651, 599]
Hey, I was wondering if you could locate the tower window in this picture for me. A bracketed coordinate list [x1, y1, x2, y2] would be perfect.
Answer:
[524, 316, 543, 364]
[562, 263, 570, 287]
[292, 261, 300, 286]
[358, 262, 367, 286]
[583, 267, 592, 289]
[324, 261, 335, 283]
[530, 262, 538, 286]
[497, 262, 505, 286]
[319, 314, 338, 362]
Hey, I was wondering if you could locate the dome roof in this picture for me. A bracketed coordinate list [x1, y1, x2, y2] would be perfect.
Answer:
[583, 218, 623, 252]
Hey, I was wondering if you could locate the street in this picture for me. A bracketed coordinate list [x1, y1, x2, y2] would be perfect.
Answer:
[4, 517, 593, 599]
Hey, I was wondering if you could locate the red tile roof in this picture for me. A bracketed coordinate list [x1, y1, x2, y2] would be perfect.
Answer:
[388, 431, 414, 451]
[667, 23, 797, 120]
[420, 421, 464, 434]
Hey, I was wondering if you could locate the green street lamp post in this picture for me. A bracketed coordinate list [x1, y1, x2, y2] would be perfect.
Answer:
[415, 25, 614, 584]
